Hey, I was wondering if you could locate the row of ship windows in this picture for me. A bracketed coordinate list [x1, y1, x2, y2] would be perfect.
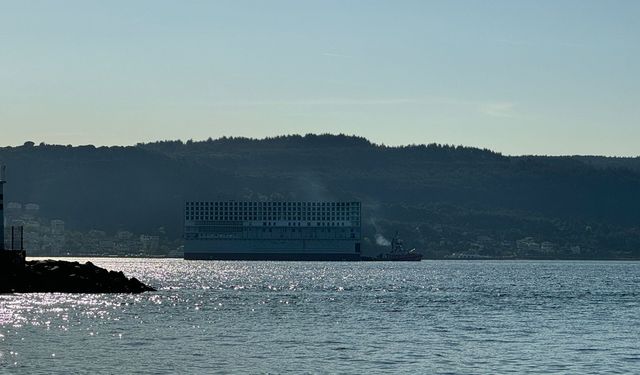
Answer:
[192, 225, 356, 233]
[186, 215, 357, 221]
[186, 216, 357, 224]
[186, 201, 360, 207]
[186, 208, 359, 214]
[188, 220, 358, 227]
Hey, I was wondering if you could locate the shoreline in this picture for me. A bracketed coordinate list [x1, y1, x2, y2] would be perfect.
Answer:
[26, 255, 640, 262]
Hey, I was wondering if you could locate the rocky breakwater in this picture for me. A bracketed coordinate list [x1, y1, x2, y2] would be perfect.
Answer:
[1, 254, 155, 293]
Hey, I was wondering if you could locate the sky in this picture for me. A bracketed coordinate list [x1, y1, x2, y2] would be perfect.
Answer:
[1, 1, 638, 156]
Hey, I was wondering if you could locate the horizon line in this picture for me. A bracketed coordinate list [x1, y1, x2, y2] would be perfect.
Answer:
[1, 134, 638, 159]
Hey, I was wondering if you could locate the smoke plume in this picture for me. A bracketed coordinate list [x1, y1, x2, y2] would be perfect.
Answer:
[375, 233, 391, 247]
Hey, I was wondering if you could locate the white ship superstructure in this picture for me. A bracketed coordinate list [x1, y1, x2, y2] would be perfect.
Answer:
[184, 201, 362, 260]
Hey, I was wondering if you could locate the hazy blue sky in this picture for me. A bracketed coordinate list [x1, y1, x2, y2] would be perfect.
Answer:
[1, 1, 638, 155]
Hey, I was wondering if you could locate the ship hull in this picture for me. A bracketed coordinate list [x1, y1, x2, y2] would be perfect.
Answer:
[185, 238, 361, 261]
[184, 252, 361, 261]
[361, 254, 423, 262]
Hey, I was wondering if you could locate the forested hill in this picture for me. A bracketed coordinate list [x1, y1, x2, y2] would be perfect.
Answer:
[1, 134, 640, 258]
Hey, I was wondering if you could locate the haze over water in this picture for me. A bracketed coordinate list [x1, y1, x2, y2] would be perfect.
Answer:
[1, 258, 639, 374]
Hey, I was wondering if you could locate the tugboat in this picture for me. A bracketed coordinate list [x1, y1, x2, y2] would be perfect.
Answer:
[365, 232, 423, 261]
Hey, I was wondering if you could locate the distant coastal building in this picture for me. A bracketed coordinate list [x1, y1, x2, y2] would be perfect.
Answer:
[5, 202, 22, 222]
[184, 200, 362, 260]
[24, 203, 40, 219]
[47, 219, 65, 256]
[51, 219, 65, 235]
[140, 234, 160, 254]
[516, 237, 540, 253]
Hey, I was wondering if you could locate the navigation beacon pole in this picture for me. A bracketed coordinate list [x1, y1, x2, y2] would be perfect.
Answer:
[0, 165, 5, 251]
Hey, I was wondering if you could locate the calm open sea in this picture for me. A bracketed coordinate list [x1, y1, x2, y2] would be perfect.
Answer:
[1, 259, 639, 374]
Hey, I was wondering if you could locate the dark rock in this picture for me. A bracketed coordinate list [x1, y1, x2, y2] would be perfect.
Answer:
[0, 259, 155, 294]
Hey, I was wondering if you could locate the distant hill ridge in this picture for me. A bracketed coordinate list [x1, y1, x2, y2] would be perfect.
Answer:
[1, 134, 639, 258]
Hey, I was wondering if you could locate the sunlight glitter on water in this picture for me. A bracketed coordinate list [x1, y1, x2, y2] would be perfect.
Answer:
[2, 258, 640, 374]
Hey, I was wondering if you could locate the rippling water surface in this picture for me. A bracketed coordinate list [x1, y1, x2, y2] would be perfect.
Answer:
[1, 259, 639, 374]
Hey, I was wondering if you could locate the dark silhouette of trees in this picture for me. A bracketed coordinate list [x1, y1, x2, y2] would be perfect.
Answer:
[1, 134, 639, 258]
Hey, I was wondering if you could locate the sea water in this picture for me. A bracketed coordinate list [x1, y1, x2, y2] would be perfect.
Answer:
[1, 259, 639, 374]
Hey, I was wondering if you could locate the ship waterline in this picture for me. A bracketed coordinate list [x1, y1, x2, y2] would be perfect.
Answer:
[184, 238, 361, 261]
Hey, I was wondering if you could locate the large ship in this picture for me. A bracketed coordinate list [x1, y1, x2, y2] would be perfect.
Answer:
[184, 200, 361, 260]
